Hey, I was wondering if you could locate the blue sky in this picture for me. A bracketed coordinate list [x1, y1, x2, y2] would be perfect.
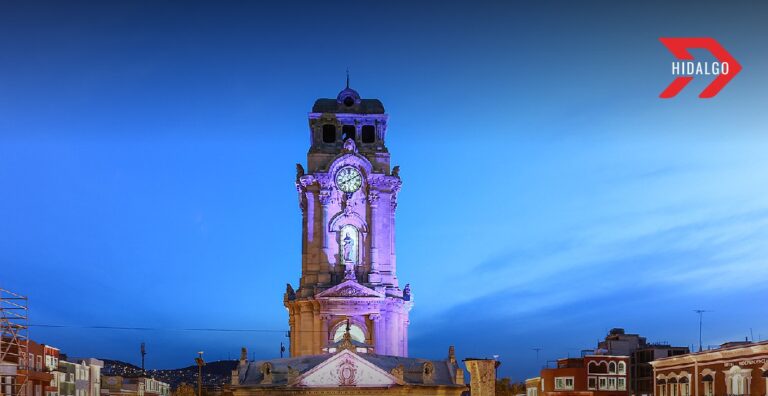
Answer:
[1, 0, 768, 380]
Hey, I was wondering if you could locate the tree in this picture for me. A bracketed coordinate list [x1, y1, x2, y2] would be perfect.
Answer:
[496, 378, 527, 396]
[172, 383, 195, 396]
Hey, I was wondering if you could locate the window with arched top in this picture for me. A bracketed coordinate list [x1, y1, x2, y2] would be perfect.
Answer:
[333, 323, 365, 343]
[726, 366, 751, 396]
[702, 375, 714, 396]
[618, 361, 626, 375]
[590, 362, 608, 374]
[609, 362, 617, 374]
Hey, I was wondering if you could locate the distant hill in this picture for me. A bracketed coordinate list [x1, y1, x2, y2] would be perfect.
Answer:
[101, 359, 238, 390]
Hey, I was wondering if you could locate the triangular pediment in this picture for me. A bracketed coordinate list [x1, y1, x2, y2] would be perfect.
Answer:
[316, 280, 384, 299]
[290, 349, 403, 387]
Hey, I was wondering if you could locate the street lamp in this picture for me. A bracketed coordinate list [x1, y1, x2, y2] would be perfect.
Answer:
[195, 351, 205, 396]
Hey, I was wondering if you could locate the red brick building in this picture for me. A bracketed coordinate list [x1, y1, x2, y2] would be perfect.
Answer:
[527, 355, 630, 396]
[650, 341, 768, 396]
[18, 341, 54, 396]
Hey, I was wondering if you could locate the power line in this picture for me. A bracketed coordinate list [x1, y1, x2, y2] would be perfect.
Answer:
[29, 324, 288, 333]
[28, 323, 332, 333]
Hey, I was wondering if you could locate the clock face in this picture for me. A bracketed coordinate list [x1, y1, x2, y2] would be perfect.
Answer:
[335, 167, 362, 193]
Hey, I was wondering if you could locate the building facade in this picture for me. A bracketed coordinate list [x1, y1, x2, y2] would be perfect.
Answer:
[19, 341, 54, 396]
[285, 82, 411, 358]
[527, 355, 630, 396]
[42, 346, 59, 396]
[100, 376, 168, 396]
[57, 362, 75, 396]
[650, 341, 768, 396]
[598, 328, 689, 396]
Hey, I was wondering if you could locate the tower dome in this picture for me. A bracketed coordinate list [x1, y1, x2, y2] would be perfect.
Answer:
[336, 86, 361, 107]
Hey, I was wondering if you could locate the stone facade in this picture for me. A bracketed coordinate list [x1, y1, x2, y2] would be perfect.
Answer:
[285, 84, 411, 358]
[650, 341, 768, 396]
[464, 359, 497, 396]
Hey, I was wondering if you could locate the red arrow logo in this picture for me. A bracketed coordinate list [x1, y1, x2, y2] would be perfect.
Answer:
[659, 37, 742, 98]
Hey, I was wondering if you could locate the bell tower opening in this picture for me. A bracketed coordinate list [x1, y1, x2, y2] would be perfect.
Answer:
[342, 125, 356, 141]
[322, 124, 336, 143]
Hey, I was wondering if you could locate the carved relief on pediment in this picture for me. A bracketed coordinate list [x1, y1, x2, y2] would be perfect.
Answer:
[293, 350, 401, 388]
[317, 281, 384, 299]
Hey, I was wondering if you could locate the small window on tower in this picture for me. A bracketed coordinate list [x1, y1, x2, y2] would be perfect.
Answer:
[322, 124, 336, 143]
[342, 125, 356, 141]
[361, 125, 375, 143]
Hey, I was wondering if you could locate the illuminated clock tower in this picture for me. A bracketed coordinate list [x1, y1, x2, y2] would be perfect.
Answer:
[284, 82, 412, 357]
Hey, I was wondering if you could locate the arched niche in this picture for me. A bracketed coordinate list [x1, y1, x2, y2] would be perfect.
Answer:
[329, 318, 369, 343]
[328, 211, 368, 233]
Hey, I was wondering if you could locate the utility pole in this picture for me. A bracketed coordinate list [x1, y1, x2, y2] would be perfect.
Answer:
[532, 348, 542, 368]
[694, 309, 711, 352]
[195, 351, 205, 396]
[140, 343, 146, 374]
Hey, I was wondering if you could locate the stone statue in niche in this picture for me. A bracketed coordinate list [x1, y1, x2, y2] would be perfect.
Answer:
[403, 284, 411, 301]
[342, 233, 354, 262]
[342, 232, 356, 279]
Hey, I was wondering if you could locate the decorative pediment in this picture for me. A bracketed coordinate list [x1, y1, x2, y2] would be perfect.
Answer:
[290, 349, 403, 387]
[316, 280, 384, 299]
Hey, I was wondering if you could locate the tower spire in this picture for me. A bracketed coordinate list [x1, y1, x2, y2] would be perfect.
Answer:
[346, 68, 350, 88]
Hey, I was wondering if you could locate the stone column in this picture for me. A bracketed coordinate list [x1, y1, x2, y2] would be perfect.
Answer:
[387, 309, 400, 357]
[403, 317, 409, 357]
[299, 303, 314, 356]
[368, 191, 381, 283]
[319, 189, 333, 284]
[389, 190, 398, 286]
[370, 313, 383, 354]
[320, 314, 331, 349]
[312, 306, 321, 354]
[288, 314, 296, 357]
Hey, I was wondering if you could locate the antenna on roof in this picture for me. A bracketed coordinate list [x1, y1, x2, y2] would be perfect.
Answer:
[694, 309, 712, 352]
[346, 68, 350, 88]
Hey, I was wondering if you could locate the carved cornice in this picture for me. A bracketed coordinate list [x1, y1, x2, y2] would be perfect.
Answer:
[298, 175, 316, 188]
[319, 189, 334, 206]
[367, 191, 380, 206]
[368, 174, 401, 192]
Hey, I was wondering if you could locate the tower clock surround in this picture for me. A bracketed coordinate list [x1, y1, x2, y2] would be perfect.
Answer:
[284, 85, 412, 358]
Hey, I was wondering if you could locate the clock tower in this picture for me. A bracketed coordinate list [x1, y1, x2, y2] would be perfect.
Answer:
[284, 83, 412, 357]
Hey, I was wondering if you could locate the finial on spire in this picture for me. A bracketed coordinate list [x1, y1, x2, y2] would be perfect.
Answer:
[346, 68, 350, 88]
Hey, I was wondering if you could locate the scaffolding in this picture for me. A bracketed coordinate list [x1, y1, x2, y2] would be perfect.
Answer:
[0, 288, 29, 396]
